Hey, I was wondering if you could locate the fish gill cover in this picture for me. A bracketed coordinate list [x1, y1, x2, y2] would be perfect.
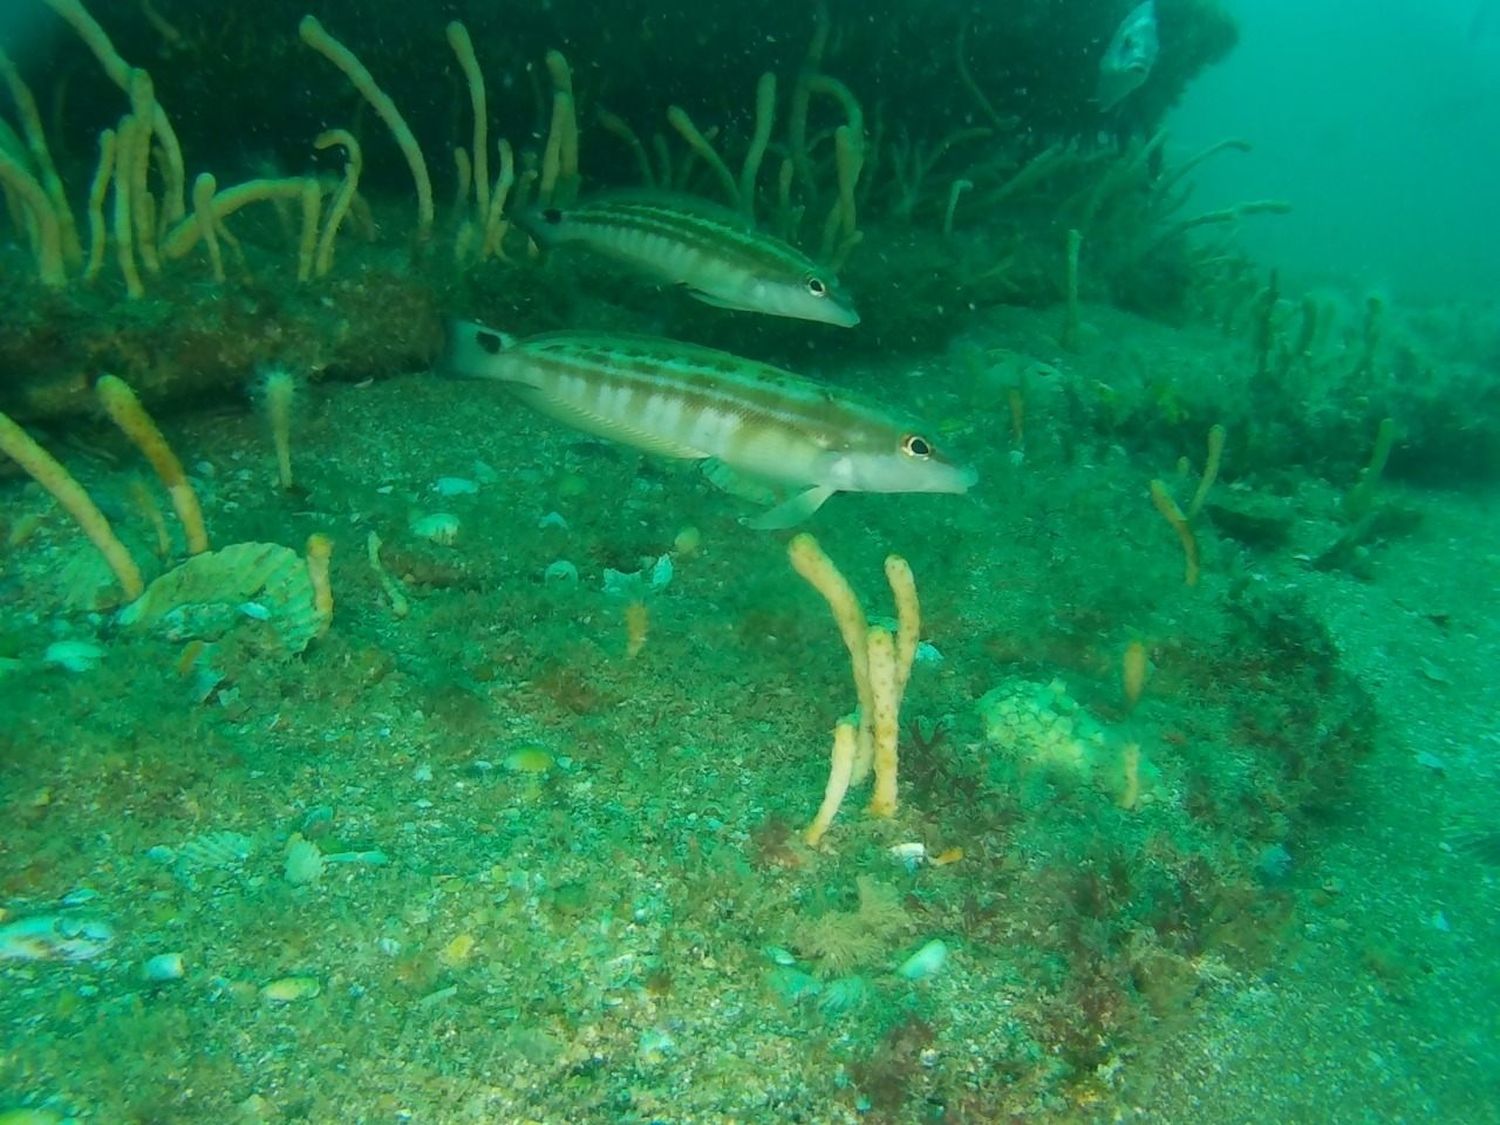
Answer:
[1, 1, 1497, 1123]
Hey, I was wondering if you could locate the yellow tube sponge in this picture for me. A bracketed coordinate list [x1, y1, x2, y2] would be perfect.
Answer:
[0, 410, 144, 600]
[446, 22, 488, 223]
[789, 532, 874, 774]
[0, 147, 66, 287]
[96, 375, 207, 554]
[804, 719, 856, 847]
[299, 15, 433, 243]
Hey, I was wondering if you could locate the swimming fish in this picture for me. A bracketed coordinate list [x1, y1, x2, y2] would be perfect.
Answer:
[513, 194, 860, 327]
[442, 319, 973, 528]
[1097, 0, 1160, 111]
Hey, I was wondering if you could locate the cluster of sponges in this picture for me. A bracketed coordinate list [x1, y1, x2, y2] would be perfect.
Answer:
[977, 678, 1155, 811]
[0, 377, 331, 653]
[788, 534, 920, 846]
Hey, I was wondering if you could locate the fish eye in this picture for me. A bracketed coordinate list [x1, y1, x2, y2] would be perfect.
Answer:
[901, 434, 933, 460]
[805, 275, 828, 298]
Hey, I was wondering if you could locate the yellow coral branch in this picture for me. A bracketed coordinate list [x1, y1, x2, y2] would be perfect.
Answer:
[299, 15, 433, 244]
[446, 22, 488, 223]
[0, 44, 82, 267]
[96, 375, 208, 555]
[0, 147, 65, 287]
[0, 410, 144, 600]
[313, 129, 361, 277]
[42, 0, 185, 223]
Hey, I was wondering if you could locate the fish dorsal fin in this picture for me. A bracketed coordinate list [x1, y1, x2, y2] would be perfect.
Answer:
[589, 190, 757, 231]
[745, 484, 838, 530]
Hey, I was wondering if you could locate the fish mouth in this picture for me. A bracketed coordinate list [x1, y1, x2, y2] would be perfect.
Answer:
[819, 302, 860, 328]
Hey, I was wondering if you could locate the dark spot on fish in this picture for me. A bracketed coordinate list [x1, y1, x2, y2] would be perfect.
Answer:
[542, 208, 563, 224]
[476, 330, 503, 355]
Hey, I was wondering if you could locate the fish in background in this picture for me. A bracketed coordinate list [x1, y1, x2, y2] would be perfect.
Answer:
[512, 194, 860, 327]
[1097, 0, 1160, 111]
[442, 319, 973, 529]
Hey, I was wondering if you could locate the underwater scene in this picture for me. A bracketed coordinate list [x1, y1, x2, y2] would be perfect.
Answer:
[1, 0, 1497, 1120]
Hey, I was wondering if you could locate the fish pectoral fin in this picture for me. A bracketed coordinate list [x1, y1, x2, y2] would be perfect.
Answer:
[682, 286, 756, 313]
[701, 460, 780, 505]
[744, 484, 837, 530]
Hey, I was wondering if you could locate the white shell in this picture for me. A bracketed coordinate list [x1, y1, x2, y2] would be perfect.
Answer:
[143, 952, 186, 981]
[283, 833, 324, 886]
[897, 938, 949, 981]
[43, 640, 105, 673]
[889, 842, 928, 865]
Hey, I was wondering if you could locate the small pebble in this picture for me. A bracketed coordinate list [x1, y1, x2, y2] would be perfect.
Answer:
[43, 640, 104, 673]
[897, 938, 949, 981]
[260, 976, 320, 1003]
[143, 952, 185, 982]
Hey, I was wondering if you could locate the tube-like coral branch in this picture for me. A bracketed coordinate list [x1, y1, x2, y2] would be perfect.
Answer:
[1187, 423, 1226, 520]
[804, 719, 856, 847]
[96, 375, 208, 555]
[0, 45, 82, 267]
[299, 15, 433, 244]
[191, 172, 223, 281]
[0, 147, 66, 287]
[296, 177, 322, 282]
[1149, 479, 1199, 587]
[739, 73, 776, 218]
[0, 410, 144, 600]
[539, 51, 579, 206]
[161, 177, 310, 259]
[126, 69, 161, 274]
[83, 128, 116, 283]
[481, 138, 515, 260]
[446, 22, 488, 223]
[598, 110, 655, 188]
[667, 105, 739, 207]
[42, 0, 185, 223]
[111, 114, 144, 297]
[313, 129, 361, 277]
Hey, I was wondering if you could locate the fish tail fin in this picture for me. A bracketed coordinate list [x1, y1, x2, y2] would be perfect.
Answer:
[440, 318, 518, 380]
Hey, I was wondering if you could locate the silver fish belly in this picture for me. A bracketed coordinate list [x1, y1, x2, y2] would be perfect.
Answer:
[514, 194, 859, 327]
[442, 319, 972, 528]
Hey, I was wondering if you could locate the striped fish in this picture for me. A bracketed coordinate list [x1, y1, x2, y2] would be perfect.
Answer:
[442, 320, 973, 529]
[513, 194, 859, 327]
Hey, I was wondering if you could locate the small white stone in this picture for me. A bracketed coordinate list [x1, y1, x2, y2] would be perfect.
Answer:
[143, 952, 185, 982]
[914, 641, 943, 666]
[897, 938, 948, 981]
[43, 640, 105, 673]
[649, 553, 674, 591]
[889, 842, 928, 867]
[433, 476, 479, 496]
